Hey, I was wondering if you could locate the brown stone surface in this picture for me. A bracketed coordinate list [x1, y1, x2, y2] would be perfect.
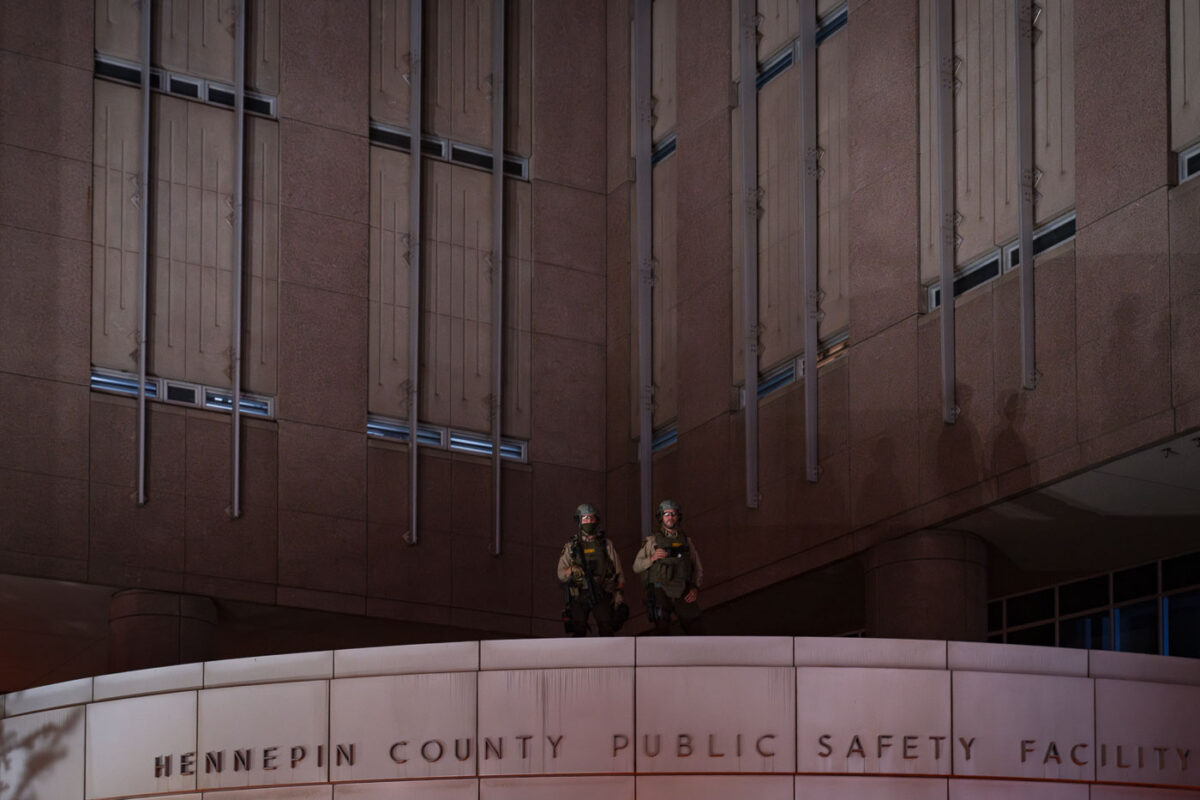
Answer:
[89, 396, 187, 495]
[849, 427, 921, 529]
[1169, 180, 1200, 410]
[88, 481, 186, 591]
[279, 0, 368, 134]
[1074, 1, 1169, 228]
[676, 276, 734, 434]
[847, 165, 921, 342]
[0, 144, 91, 241]
[605, 0, 632, 195]
[916, 291, 995, 504]
[676, 0, 731, 128]
[0, 52, 91, 160]
[1075, 190, 1172, 441]
[278, 421, 366, 520]
[531, 261, 607, 344]
[185, 493, 278, 586]
[848, 316, 919, 443]
[529, 334, 605, 470]
[532, 1, 606, 192]
[185, 414, 278, 509]
[280, 207, 369, 297]
[0, 225, 90, 382]
[277, 282, 368, 431]
[276, 586, 367, 616]
[0, 372, 89, 480]
[450, 535, 531, 619]
[0, 468, 88, 560]
[529, 462, 605, 549]
[532, 182, 607, 275]
[367, 518, 453, 607]
[675, 413, 731, 521]
[278, 509, 366, 596]
[847, 69, 918, 195]
[0, 0, 93, 68]
[279, 120, 368, 223]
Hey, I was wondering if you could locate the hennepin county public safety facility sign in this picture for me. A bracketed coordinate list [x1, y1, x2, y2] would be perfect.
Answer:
[1, 637, 1197, 799]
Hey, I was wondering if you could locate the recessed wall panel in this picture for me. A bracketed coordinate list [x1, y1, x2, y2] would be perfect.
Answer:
[1, 706, 86, 800]
[371, 0, 412, 127]
[149, 95, 237, 389]
[1095, 678, 1200, 788]
[1032, 0, 1073, 225]
[638, 775, 793, 800]
[1172, 0, 1200, 150]
[796, 775, 948, 799]
[817, 30, 849, 341]
[476, 667, 634, 775]
[635, 666, 795, 773]
[369, 145, 413, 420]
[951, 671, 1093, 782]
[196, 680, 329, 790]
[651, 154, 677, 427]
[245, 115, 280, 395]
[948, 778, 1087, 799]
[330, 673, 477, 781]
[481, 776, 633, 800]
[92, 79, 143, 374]
[85, 691, 197, 799]
[796, 667, 952, 775]
[756, 66, 803, 372]
[337, 779, 479, 799]
[157, 0, 236, 85]
[651, 0, 676, 144]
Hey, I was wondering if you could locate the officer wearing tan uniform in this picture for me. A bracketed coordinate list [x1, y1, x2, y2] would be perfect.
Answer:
[632, 499, 705, 635]
[556, 503, 626, 636]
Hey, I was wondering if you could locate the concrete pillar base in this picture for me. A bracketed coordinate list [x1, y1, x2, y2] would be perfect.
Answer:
[108, 590, 217, 673]
[864, 530, 988, 642]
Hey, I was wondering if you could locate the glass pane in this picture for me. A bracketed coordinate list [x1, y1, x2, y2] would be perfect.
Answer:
[1165, 590, 1200, 658]
[1059, 575, 1109, 615]
[1115, 600, 1158, 654]
[1059, 612, 1111, 651]
[1007, 623, 1054, 646]
[1007, 589, 1054, 627]
[987, 600, 1003, 632]
[1114, 563, 1157, 603]
[1163, 551, 1200, 592]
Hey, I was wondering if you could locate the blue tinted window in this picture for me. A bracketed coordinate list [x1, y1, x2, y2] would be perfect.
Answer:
[1115, 600, 1158, 654]
[1059, 612, 1110, 651]
[1165, 590, 1200, 658]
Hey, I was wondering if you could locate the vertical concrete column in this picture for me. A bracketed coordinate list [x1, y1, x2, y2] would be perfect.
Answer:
[864, 530, 987, 642]
[108, 590, 217, 672]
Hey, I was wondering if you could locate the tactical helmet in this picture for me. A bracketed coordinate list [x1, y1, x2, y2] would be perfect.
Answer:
[574, 503, 599, 524]
[656, 498, 682, 523]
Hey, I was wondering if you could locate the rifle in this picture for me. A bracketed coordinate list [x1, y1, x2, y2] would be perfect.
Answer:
[571, 535, 601, 609]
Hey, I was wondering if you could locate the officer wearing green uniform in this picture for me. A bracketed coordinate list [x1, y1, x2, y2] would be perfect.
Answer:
[556, 504, 626, 636]
[632, 499, 705, 635]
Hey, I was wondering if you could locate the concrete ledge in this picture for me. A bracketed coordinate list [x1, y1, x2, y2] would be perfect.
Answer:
[93, 663, 205, 701]
[637, 636, 794, 666]
[1089, 648, 1200, 685]
[948, 641, 1088, 676]
[203, 650, 334, 687]
[481, 637, 635, 669]
[2, 676, 92, 716]
[795, 637, 947, 669]
[334, 641, 480, 677]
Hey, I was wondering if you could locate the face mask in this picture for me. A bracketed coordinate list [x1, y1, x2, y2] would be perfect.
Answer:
[580, 522, 598, 535]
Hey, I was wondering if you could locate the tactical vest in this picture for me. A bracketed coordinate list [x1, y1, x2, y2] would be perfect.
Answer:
[645, 531, 692, 598]
[571, 534, 616, 593]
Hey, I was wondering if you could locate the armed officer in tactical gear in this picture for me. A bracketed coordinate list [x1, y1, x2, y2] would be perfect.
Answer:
[556, 503, 626, 636]
[633, 499, 705, 635]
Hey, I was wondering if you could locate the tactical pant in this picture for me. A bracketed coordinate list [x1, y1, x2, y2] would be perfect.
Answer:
[647, 586, 704, 635]
[567, 591, 614, 637]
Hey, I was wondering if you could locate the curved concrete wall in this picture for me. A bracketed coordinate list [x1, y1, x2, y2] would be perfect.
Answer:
[1, 638, 1198, 799]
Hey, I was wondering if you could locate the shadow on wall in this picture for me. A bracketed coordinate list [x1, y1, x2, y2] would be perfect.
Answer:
[0, 706, 82, 800]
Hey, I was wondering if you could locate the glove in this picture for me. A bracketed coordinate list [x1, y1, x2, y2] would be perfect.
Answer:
[570, 565, 585, 582]
[612, 590, 625, 606]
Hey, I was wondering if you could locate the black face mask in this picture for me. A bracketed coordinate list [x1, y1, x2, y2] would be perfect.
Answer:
[580, 522, 598, 535]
